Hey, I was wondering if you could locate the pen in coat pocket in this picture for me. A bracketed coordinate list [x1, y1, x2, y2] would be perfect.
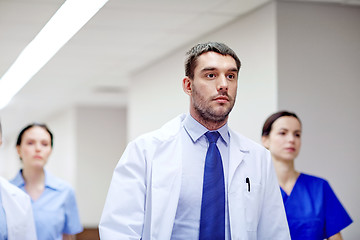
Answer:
[246, 177, 250, 192]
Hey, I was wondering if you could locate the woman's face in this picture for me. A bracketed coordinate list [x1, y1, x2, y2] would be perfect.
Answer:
[17, 126, 52, 169]
[262, 116, 302, 162]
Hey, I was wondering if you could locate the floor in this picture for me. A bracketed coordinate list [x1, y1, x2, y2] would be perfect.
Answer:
[76, 228, 100, 240]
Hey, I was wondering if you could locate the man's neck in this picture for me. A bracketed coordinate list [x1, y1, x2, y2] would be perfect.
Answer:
[190, 112, 228, 131]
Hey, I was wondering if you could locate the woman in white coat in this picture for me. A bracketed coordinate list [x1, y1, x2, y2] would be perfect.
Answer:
[0, 121, 37, 240]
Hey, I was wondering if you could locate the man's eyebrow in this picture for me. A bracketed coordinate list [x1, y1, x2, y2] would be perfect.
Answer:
[200, 67, 238, 72]
[200, 67, 216, 72]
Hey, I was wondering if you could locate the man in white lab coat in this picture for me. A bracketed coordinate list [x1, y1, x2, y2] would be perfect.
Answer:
[99, 42, 290, 240]
[0, 121, 37, 240]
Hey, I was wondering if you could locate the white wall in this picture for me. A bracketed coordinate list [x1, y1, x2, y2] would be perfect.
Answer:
[46, 109, 77, 187]
[76, 106, 127, 227]
[277, 1, 360, 238]
[47, 106, 127, 227]
[129, 2, 278, 142]
[0, 132, 21, 180]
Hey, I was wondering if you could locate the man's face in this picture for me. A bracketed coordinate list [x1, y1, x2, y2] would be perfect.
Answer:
[186, 51, 238, 123]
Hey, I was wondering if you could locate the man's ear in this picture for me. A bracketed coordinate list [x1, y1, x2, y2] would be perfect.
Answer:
[261, 136, 270, 149]
[182, 77, 192, 96]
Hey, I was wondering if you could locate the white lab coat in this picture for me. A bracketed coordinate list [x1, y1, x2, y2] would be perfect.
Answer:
[99, 114, 290, 240]
[0, 177, 37, 240]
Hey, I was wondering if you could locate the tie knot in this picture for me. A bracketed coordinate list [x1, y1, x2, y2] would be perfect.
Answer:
[205, 131, 220, 144]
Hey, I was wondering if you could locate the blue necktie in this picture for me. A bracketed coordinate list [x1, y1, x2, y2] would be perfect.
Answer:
[199, 131, 225, 240]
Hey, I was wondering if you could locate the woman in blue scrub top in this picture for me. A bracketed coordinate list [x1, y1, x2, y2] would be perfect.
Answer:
[10, 123, 83, 240]
[261, 111, 352, 240]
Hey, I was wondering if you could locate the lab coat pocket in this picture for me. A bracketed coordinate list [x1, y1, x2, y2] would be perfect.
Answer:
[244, 182, 262, 231]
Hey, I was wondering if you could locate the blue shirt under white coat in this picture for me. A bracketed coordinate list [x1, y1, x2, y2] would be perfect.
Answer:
[171, 114, 230, 239]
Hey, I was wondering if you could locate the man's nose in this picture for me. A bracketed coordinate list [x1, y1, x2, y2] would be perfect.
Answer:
[217, 75, 228, 92]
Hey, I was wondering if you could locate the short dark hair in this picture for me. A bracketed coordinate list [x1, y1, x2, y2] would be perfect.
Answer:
[185, 42, 241, 79]
[16, 123, 54, 148]
[262, 111, 301, 137]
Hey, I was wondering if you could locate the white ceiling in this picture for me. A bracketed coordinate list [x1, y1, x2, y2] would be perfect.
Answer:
[0, 0, 359, 139]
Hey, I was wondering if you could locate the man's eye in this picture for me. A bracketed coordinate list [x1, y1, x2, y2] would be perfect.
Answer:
[227, 74, 235, 79]
[207, 73, 216, 78]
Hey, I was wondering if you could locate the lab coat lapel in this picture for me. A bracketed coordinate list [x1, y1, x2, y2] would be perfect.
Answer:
[228, 130, 247, 187]
[227, 131, 250, 239]
[148, 115, 184, 240]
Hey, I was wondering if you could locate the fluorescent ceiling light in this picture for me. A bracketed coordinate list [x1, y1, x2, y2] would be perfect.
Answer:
[0, 0, 109, 109]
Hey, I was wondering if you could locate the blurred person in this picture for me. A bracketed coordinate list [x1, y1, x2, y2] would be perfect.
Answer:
[261, 110, 353, 240]
[10, 123, 83, 240]
[99, 42, 290, 239]
[0, 120, 37, 240]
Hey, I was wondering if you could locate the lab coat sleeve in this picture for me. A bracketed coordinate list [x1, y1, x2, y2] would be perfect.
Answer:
[1, 178, 37, 240]
[99, 140, 148, 240]
[257, 150, 291, 239]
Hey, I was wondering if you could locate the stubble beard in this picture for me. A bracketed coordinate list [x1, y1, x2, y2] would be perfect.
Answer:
[192, 87, 235, 123]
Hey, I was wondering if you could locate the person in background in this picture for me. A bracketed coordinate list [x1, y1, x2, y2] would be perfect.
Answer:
[99, 42, 290, 239]
[261, 110, 353, 240]
[10, 123, 83, 240]
[0, 120, 37, 240]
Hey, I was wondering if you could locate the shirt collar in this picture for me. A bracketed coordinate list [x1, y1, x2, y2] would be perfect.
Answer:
[12, 169, 61, 191]
[183, 113, 229, 145]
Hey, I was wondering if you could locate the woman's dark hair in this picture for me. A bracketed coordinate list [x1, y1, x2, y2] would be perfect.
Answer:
[185, 42, 241, 79]
[262, 111, 301, 137]
[16, 123, 54, 148]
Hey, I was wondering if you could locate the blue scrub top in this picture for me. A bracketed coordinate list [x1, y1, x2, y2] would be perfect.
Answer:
[0, 190, 8, 240]
[281, 173, 352, 240]
[11, 170, 83, 240]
